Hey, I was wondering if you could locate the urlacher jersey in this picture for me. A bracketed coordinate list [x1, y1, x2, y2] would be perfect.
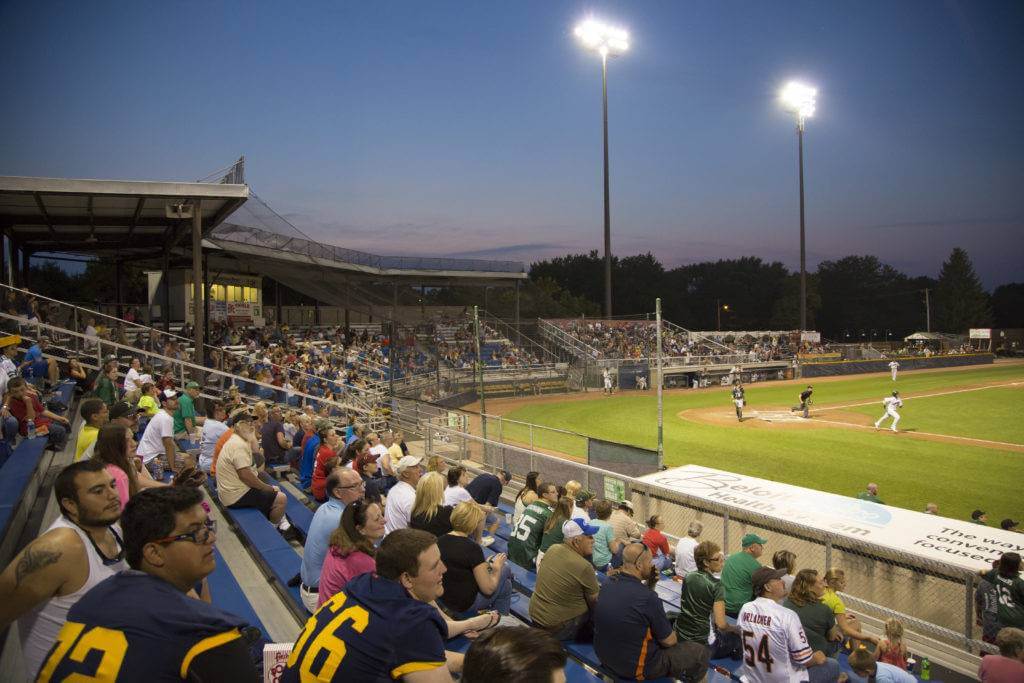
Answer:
[36, 570, 255, 682]
[283, 572, 448, 682]
[736, 597, 813, 683]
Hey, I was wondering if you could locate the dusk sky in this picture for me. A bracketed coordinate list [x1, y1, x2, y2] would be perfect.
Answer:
[1, 1, 1022, 287]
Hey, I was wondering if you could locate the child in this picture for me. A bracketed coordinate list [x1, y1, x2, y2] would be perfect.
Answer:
[849, 647, 915, 683]
[875, 617, 908, 670]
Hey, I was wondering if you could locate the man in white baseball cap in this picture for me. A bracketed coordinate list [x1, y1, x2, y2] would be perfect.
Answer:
[384, 455, 425, 534]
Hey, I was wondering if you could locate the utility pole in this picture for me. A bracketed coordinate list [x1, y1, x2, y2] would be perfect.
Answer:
[656, 298, 664, 470]
[924, 288, 931, 333]
[474, 306, 487, 440]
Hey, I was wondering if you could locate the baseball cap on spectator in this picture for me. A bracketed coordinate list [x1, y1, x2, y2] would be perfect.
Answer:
[575, 490, 595, 504]
[741, 533, 768, 548]
[159, 389, 180, 403]
[227, 406, 255, 425]
[562, 518, 600, 539]
[109, 401, 141, 420]
[185, 381, 200, 390]
[314, 418, 332, 433]
[1002, 519, 1019, 531]
[618, 500, 634, 512]
[751, 567, 788, 594]
[972, 509, 986, 521]
[395, 455, 424, 475]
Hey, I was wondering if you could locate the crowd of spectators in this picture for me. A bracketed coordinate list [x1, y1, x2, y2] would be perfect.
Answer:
[430, 315, 542, 369]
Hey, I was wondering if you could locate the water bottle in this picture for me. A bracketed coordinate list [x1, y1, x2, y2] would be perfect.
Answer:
[27, 419, 36, 440]
[920, 657, 931, 681]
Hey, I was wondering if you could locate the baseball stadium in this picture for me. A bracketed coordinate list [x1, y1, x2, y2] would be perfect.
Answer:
[1, 4, 1022, 683]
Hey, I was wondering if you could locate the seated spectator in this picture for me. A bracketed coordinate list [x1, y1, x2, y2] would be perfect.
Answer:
[384, 455, 425, 534]
[738, 567, 836, 682]
[773, 549, 797, 597]
[66, 356, 88, 393]
[381, 429, 403, 475]
[93, 359, 118, 408]
[595, 541, 708, 681]
[438, 501, 513, 615]
[876, 617, 909, 669]
[674, 540, 741, 658]
[538, 496, 575, 565]
[512, 470, 541, 527]
[0, 460, 128, 678]
[782, 569, 844, 666]
[443, 466, 473, 507]
[5, 376, 70, 451]
[980, 552, 1024, 628]
[427, 454, 448, 476]
[215, 411, 289, 532]
[564, 481, 586, 519]
[465, 468, 510, 543]
[299, 418, 328, 491]
[300, 468, 365, 612]
[722, 533, 767, 617]
[198, 401, 229, 473]
[973, 509, 989, 526]
[172, 381, 204, 440]
[260, 404, 290, 466]
[92, 422, 165, 509]
[508, 482, 558, 570]
[589, 499, 618, 570]
[675, 521, 702, 576]
[122, 357, 143, 402]
[311, 427, 342, 503]
[822, 569, 880, 645]
[137, 382, 159, 417]
[18, 335, 59, 386]
[978, 627, 1024, 683]
[1002, 519, 1020, 533]
[856, 482, 885, 504]
[37, 486, 259, 679]
[462, 627, 567, 683]
[849, 647, 916, 683]
[75, 397, 109, 461]
[352, 449, 386, 503]
[318, 498, 386, 607]
[641, 514, 674, 573]
[610, 500, 642, 549]
[80, 399, 140, 462]
[410, 471, 454, 537]
[572, 489, 595, 523]
[282, 528, 465, 681]
[529, 518, 601, 642]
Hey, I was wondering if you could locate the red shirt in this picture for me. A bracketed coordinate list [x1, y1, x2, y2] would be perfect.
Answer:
[8, 394, 51, 435]
[642, 527, 670, 557]
[311, 444, 337, 501]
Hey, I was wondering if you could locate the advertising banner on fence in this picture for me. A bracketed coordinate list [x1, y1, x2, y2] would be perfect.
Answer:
[638, 465, 1023, 573]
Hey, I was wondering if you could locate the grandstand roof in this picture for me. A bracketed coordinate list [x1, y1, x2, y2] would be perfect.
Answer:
[0, 175, 249, 259]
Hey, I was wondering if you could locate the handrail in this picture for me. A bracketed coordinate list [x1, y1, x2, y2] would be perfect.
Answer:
[536, 319, 602, 360]
[479, 310, 562, 364]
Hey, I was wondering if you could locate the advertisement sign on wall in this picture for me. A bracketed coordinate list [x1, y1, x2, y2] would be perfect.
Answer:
[969, 328, 992, 339]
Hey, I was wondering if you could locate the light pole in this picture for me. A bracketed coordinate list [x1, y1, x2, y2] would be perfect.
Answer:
[716, 300, 729, 331]
[780, 81, 817, 334]
[575, 18, 629, 318]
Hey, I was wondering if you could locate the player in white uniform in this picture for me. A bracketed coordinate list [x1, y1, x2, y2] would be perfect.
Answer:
[874, 391, 904, 432]
[888, 360, 899, 381]
[737, 568, 837, 683]
[602, 367, 613, 394]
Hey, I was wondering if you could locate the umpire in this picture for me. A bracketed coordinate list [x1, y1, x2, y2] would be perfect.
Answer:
[792, 385, 813, 418]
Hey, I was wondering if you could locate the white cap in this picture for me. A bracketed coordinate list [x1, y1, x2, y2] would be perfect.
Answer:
[396, 455, 424, 474]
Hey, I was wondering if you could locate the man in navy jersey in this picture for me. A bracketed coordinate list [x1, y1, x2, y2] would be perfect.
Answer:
[35, 487, 259, 682]
[283, 528, 461, 682]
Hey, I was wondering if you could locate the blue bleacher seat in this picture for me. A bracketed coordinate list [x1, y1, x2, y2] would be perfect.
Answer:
[565, 642, 674, 683]
[278, 486, 314, 540]
[207, 547, 271, 643]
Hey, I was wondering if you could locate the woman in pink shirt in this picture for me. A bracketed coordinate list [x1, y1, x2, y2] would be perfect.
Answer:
[318, 498, 385, 607]
[641, 514, 675, 573]
[91, 423, 164, 509]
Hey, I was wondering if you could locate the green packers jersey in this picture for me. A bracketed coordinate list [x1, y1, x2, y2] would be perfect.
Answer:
[508, 501, 552, 569]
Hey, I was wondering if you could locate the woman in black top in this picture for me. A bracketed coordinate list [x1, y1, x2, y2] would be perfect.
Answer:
[409, 471, 454, 537]
[437, 501, 512, 615]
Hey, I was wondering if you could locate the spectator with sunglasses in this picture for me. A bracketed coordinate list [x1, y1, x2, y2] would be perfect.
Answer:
[0, 460, 128, 679]
[300, 467, 365, 613]
[36, 486, 260, 680]
[318, 498, 386, 607]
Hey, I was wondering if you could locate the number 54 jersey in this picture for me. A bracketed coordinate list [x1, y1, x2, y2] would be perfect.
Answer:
[736, 597, 814, 683]
[282, 572, 449, 682]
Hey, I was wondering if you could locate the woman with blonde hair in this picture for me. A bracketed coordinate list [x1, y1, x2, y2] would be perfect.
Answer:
[437, 501, 513, 615]
[823, 569, 880, 646]
[875, 618, 908, 669]
[410, 471, 454, 537]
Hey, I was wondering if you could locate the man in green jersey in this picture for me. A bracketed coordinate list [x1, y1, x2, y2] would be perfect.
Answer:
[675, 540, 741, 659]
[980, 552, 1024, 628]
[508, 482, 558, 569]
[721, 533, 767, 617]
[173, 381, 204, 439]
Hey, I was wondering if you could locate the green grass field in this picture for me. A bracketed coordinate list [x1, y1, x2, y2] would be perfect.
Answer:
[499, 362, 1024, 525]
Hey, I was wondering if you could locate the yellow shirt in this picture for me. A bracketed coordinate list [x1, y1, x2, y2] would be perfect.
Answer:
[75, 425, 99, 461]
[822, 588, 846, 615]
[137, 395, 159, 417]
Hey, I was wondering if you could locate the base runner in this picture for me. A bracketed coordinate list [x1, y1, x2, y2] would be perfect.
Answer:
[874, 391, 903, 432]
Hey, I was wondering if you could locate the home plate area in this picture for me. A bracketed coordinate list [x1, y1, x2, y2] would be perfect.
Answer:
[752, 410, 806, 423]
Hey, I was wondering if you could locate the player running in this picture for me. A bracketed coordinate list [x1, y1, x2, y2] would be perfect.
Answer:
[737, 567, 840, 683]
[888, 360, 899, 381]
[874, 391, 903, 432]
[791, 385, 813, 419]
[731, 382, 746, 422]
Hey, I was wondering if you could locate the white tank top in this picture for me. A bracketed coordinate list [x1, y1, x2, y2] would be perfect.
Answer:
[18, 516, 127, 679]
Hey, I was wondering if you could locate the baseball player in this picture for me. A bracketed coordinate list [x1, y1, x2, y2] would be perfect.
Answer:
[736, 567, 835, 683]
[731, 382, 746, 422]
[888, 360, 899, 381]
[602, 367, 613, 395]
[875, 391, 904, 432]
[791, 385, 813, 419]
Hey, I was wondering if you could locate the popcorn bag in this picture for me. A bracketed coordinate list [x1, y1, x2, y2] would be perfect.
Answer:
[263, 642, 294, 683]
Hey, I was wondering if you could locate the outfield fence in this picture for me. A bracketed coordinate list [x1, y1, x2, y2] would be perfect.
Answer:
[395, 399, 995, 662]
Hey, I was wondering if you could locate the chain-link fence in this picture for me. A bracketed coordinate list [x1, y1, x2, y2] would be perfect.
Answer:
[401, 406, 992, 659]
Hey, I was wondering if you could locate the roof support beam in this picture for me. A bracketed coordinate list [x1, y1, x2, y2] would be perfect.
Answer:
[128, 197, 145, 238]
[31, 193, 59, 238]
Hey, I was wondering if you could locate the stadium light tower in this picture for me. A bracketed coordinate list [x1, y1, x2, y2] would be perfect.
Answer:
[574, 18, 629, 318]
[780, 81, 817, 333]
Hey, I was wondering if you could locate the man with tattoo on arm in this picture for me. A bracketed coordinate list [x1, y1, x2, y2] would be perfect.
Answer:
[0, 460, 128, 679]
